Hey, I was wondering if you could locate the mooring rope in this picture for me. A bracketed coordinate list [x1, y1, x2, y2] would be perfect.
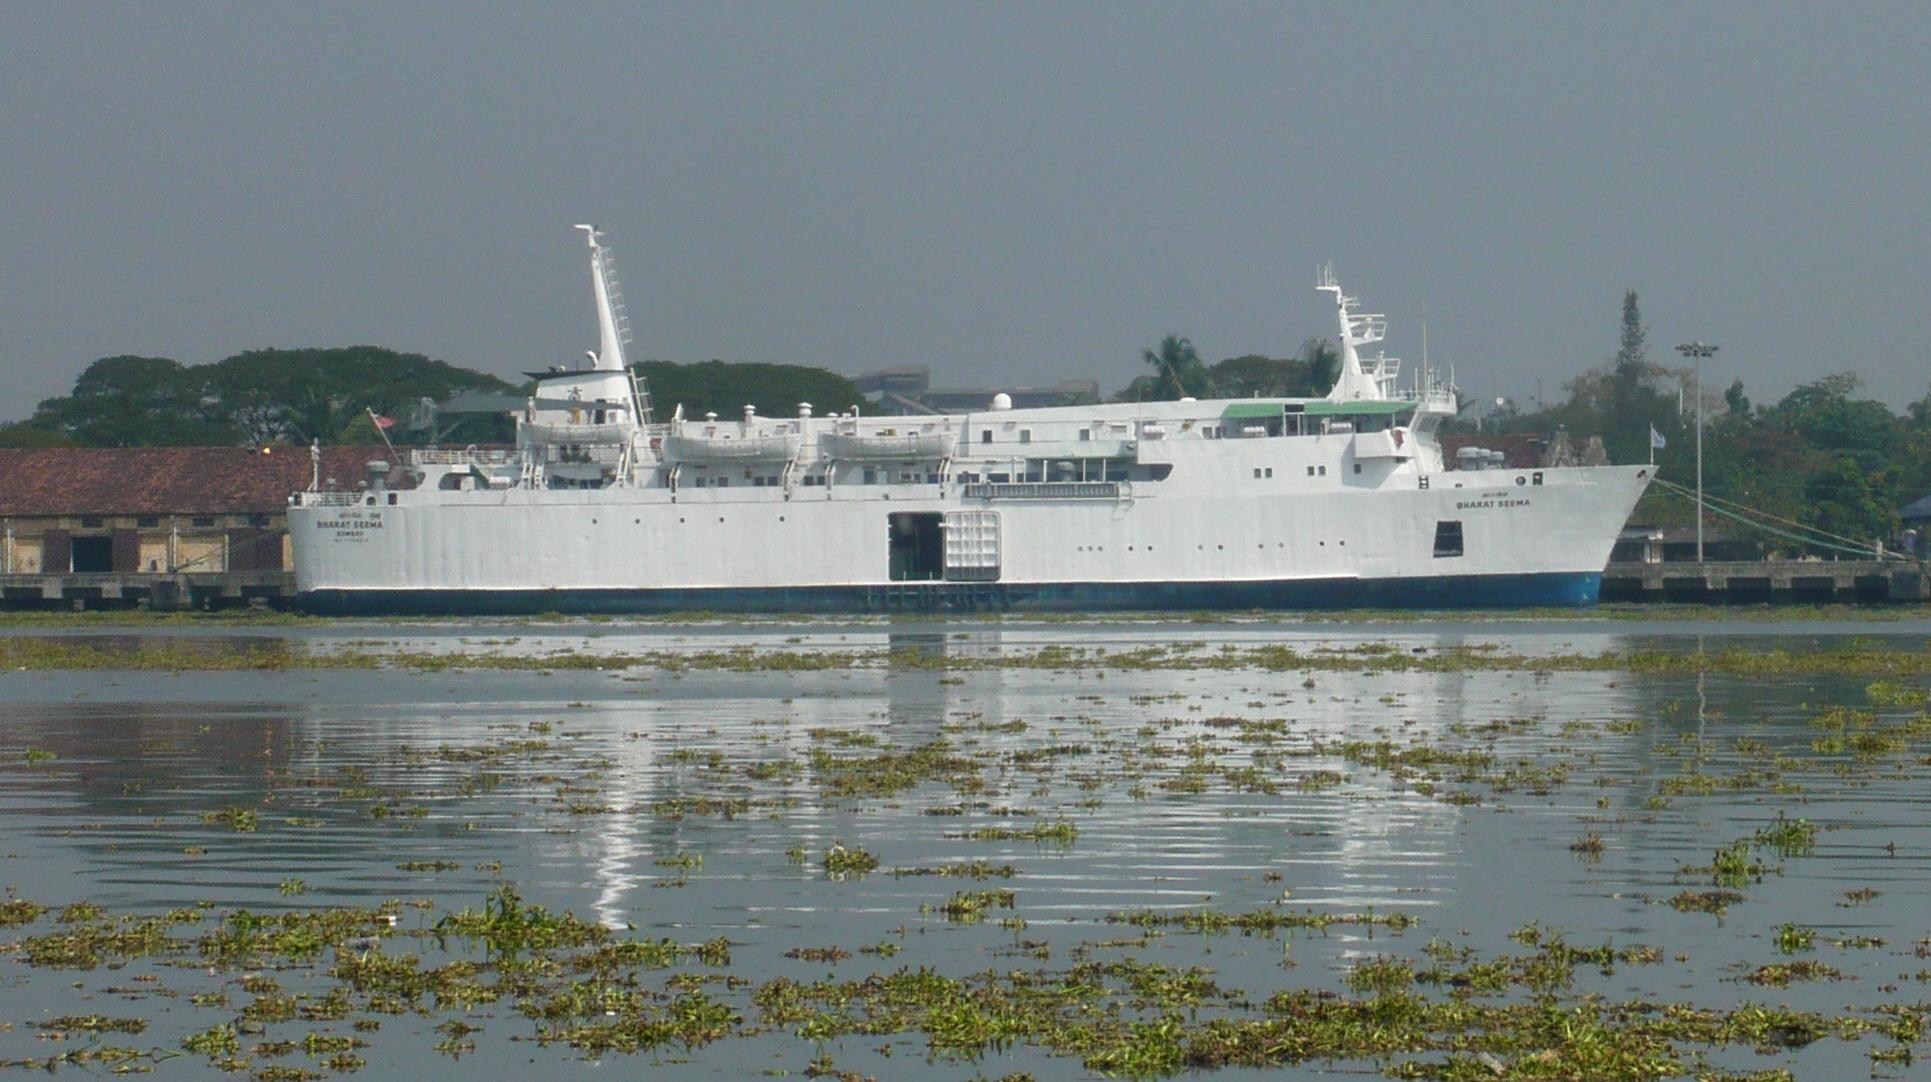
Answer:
[1649, 477, 1907, 561]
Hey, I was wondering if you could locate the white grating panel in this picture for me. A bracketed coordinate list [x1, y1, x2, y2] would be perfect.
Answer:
[943, 510, 1001, 581]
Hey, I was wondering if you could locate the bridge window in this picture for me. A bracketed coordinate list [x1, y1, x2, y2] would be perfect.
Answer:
[1433, 520, 1464, 558]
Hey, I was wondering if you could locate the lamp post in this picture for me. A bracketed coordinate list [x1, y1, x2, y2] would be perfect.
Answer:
[1675, 342, 1719, 561]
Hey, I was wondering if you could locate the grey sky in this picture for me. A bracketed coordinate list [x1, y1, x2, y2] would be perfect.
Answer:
[5, 2, 1929, 420]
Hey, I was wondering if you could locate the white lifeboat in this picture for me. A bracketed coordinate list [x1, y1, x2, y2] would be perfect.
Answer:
[522, 419, 638, 445]
[818, 428, 952, 461]
[661, 411, 801, 462]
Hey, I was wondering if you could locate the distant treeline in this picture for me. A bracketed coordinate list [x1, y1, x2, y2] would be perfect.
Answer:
[1471, 293, 1931, 550]
[1115, 335, 1340, 402]
[1115, 294, 1931, 551]
[12, 311, 1929, 552]
[0, 350, 866, 449]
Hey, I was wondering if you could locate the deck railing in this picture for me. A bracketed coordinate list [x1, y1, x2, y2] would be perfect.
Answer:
[289, 491, 364, 507]
[963, 481, 1121, 500]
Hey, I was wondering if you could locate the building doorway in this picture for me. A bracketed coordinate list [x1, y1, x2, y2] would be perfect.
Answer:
[70, 536, 113, 573]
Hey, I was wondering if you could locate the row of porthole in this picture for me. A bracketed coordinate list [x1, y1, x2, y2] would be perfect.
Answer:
[1075, 540, 1347, 553]
[589, 515, 792, 525]
[1195, 540, 1344, 550]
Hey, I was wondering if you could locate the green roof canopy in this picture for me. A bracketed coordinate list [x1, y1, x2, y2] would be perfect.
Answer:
[1221, 402, 1286, 420]
[1221, 400, 1416, 419]
[1303, 399, 1416, 416]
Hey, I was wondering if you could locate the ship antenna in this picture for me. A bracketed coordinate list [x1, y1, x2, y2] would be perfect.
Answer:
[1421, 317, 1429, 390]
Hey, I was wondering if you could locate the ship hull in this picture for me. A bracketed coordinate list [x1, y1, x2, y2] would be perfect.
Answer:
[296, 570, 1602, 615]
[290, 460, 1648, 615]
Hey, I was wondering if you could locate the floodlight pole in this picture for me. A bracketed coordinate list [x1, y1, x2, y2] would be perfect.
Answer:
[1675, 342, 1719, 562]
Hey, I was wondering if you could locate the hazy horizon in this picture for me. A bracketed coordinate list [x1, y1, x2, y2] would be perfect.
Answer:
[5, 3, 1928, 423]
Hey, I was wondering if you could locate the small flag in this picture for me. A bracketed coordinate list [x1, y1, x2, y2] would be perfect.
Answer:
[1650, 426, 1666, 450]
[372, 414, 396, 430]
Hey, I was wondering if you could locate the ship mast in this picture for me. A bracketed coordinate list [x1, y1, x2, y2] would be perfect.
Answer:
[1316, 265, 1394, 402]
[574, 224, 654, 424]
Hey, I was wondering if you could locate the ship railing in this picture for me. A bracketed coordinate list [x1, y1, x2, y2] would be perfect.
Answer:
[289, 490, 364, 507]
[963, 481, 1121, 500]
[411, 447, 511, 466]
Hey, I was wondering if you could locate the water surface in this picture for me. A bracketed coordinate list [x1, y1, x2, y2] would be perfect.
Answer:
[2, 616, 1928, 1078]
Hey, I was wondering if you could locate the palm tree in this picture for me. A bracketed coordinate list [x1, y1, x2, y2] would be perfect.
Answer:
[1141, 334, 1212, 400]
[1300, 337, 1340, 396]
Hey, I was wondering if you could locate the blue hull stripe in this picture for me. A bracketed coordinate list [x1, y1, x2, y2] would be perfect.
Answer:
[297, 572, 1602, 616]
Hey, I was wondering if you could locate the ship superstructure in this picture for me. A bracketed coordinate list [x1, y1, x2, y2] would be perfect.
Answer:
[287, 229, 1651, 613]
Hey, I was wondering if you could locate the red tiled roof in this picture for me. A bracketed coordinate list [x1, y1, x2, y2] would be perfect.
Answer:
[0, 447, 396, 516]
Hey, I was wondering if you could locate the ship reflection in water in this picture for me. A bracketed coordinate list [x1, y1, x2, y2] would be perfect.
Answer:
[1, 618, 1927, 1080]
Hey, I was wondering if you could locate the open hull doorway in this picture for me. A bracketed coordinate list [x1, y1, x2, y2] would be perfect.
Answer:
[888, 512, 944, 581]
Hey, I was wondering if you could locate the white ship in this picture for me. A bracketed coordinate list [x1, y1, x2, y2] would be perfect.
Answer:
[288, 227, 1652, 614]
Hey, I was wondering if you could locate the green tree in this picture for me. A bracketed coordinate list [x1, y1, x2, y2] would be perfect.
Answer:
[33, 355, 237, 446]
[26, 347, 520, 447]
[1765, 373, 1896, 470]
[1207, 354, 1301, 398]
[1132, 335, 1213, 401]
[1906, 384, 1931, 428]
[1723, 379, 1751, 417]
[1301, 338, 1340, 397]
[1612, 292, 1648, 383]
[0, 419, 73, 448]
[207, 346, 518, 445]
[634, 360, 865, 421]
